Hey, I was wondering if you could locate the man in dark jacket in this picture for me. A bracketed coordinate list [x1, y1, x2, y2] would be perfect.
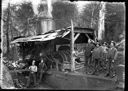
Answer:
[91, 43, 102, 75]
[37, 59, 47, 84]
[105, 41, 117, 77]
[84, 39, 95, 67]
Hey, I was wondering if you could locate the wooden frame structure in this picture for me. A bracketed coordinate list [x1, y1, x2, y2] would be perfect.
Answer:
[11, 20, 95, 72]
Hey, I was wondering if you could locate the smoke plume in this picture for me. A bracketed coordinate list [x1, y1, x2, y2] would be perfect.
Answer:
[46, 0, 53, 18]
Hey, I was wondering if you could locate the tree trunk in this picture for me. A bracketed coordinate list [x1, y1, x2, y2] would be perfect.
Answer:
[6, 3, 10, 56]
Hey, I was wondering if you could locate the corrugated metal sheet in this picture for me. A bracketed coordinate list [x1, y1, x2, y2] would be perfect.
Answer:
[11, 27, 94, 44]
[11, 29, 69, 43]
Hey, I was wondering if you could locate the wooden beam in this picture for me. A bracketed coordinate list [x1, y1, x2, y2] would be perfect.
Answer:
[74, 33, 80, 42]
[84, 33, 90, 39]
[74, 30, 93, 34]
[70, 20, 75, 71]
[67, 27, 94, 34]
[94, 30, 97, 43]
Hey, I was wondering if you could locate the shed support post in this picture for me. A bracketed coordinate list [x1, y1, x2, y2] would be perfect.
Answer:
[70, 20, 75, 71]
[74, 33, 80, 42]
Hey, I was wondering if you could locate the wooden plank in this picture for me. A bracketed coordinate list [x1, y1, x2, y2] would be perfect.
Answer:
[74, 33, 80, 42]
[67, 27, 94, 34]
[84, 33, 90, 39]
[74, 30, 93, 34]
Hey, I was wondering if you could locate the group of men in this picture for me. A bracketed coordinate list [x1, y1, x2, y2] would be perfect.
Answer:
[25, 38, 118, 88]
[84, 39, 117, 78]
[26, 59, 47, 88]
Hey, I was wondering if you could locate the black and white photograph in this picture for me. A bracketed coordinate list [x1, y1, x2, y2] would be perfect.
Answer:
[1, 0, 125, 90]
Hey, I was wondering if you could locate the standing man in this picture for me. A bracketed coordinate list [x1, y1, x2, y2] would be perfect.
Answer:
[101, 42, 108, 69]
[38, 59, 47, 84]
[26, 60, 37, 87]
[105, 41, 117, 77]
[84, 39, 95, 67]
[92, 43, 102, 75]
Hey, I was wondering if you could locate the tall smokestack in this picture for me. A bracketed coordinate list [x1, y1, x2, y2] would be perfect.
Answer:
[38, 0, 54, 34]
[98, 2, 106, 40]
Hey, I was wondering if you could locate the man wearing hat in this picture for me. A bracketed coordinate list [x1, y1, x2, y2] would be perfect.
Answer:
[101, 42, 108, 68]
[84, 39, 96, 68]
[105, 41, 117, 77]
[91, 42, 102, 75]
[26, 60, 37, 87]
[37, 58, 47, 84]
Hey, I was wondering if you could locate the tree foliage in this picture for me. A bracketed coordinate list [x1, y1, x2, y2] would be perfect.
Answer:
[105, 3, 125, 42]
[11, 2, 35, 36]
[52, 1, 78, 29]
[2, 2, 36, 57]
[80, 2, 125, 42]
[79, 2, 101, 29]
[3, 1, 35, 38]
[38, 4, 45, 14]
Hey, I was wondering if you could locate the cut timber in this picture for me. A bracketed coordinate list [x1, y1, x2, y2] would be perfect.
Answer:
[74, 33, 80, 42]
[84, 34, 90, 39]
